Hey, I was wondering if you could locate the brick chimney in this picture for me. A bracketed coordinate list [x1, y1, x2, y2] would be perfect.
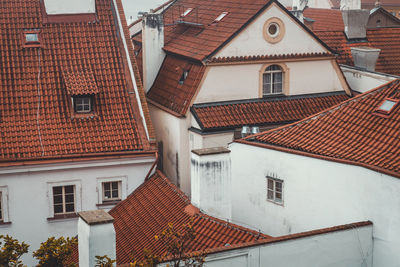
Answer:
[191, 147, 232, 221]
[43, 0, 96, 14]
[78, 210, 116, 267]
[142, 13, 166, 93]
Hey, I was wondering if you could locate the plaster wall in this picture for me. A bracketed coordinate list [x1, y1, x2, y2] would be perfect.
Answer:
[189, 131, 234, 151]
[0, 157, 154, 266]
[341, 65, 397, 93]
[306, 0, 333, 8]
[44, 0, 95, 14]
[195, 60, 344, 103]
[229, 142, 400, 266]
[215, 3, 328, 59]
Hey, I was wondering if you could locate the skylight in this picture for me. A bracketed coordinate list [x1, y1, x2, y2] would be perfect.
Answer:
[214, 12, 228, 22]
[25, 33, 39, 43]
[181, 8, 193, 17]
[179, 70, 189, 84]
[376, 98, 399, 114]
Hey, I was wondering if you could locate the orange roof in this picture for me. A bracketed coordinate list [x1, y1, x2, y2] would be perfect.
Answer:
[315, 28, 400, 76]
[303, 8, 344, 31]
[132, 0, 333, 61]
[147, 55, 206, 116]
[191, 92, 351, 131]
[110, 171, 269, 264]
[238, 80, 400, 178]
[0, 0, 154, 164]
[362, 0, 400, 6]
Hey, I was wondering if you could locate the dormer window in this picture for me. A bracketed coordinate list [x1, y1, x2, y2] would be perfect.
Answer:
[23, 30, 41, 47]
[214, 12, 228, 23]
[376, 98, 399, 115]
[179, 70, 189, 84]
[181, 8, 193, 17]
[26, 33, 39, 43]
[73, 96, 92, 113]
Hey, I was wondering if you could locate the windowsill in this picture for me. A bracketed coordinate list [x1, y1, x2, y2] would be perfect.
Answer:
[267, 199, 284, 206]
[47, 213, 78, 222]
[72, 112, 97, 119]
[96, 200, 121, 207]
[0, 221, 12, 226]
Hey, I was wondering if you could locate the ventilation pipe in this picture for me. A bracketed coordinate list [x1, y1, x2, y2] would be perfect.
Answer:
[142, 13, 165, 92]
[43, 0, 95, 14]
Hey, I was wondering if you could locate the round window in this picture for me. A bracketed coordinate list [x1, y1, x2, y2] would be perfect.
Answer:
[268, 23, 279, 37]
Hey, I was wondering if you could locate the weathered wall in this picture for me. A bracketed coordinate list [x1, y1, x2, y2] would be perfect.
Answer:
[229, 142, 400, 266]
[0, 157, 154, 266]
[43, 0, 95, 14]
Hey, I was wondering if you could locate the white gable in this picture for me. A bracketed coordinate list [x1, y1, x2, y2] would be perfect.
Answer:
[214, 2, 329, 58]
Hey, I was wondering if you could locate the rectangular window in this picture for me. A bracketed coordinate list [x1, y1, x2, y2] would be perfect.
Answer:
[53, 185, 75, 215]
[0, 192, 2, 222]
[267, 177, 283, 204]
[102, 181, 121, 202]
[73, 96, 92, 113]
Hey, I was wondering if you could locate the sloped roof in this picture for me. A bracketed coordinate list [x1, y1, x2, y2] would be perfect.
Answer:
[191, 92, 351, 131]
[303, 8, 344, 31]
[362, 0, 400, 6]
[238, 80, 400, 179]
[315, 28, 400, 76]
[109, 171, 269, 264]
[0, 0, 154, 164]
[147, 55, 206, 116]
[132, 0, 333, 61]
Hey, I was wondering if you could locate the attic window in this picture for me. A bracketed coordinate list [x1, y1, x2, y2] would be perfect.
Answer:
[179, 70, 189, 84]
[23, 30, 41, 47]
[73, 96, 92, 113]
[214, 12, 228, 22]
[376, 98, 399, 114]
[181, 8, 193, 17]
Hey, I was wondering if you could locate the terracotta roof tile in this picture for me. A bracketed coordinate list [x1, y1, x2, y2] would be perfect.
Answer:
[191, 92, 351, 130]
[362, 0, 400, 6]
[109, 170, 269, 264]
[239, 80, 400, 179]
[147, 55, 206, 116]
[303, 8, 344, 31]
[315, 28, 400, 76]
[0, 0, 152, 163]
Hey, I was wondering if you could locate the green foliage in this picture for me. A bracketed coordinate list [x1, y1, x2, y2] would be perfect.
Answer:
[0, 234, 29, 267]
[32, 236, 77, 267]
[95, 255, 116, 267]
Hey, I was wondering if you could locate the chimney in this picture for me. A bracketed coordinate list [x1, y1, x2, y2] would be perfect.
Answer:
[340, 0, 361, 10]
[191, 147, 232, 220]
[43, 0, 96, 14]
[78, 210, 116, 267]
[351, 46, 381, 72]
[142, 13, 166, 93]
[341, 9, 369, 39]
[291, 0, 308, 23]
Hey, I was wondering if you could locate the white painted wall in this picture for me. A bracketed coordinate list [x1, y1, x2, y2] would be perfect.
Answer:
[44, 0, 95, 14]
[215, 3, 328, 59]
[0, 156, 154, 266]
[189, 131, 234, 151]
[229, 142, 400, 266]
[341, 65, 398, 93]
[307, 0, 334, 8]
[195, 60, 344, 103]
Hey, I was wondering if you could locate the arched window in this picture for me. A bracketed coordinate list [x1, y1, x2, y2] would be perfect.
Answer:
[263, 65, 283, 96]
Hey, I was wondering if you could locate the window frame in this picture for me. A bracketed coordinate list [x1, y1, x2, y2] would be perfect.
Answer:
[96, 176, 127, 207]
[102, 181, 122, 202]
[52, 185, 76, 216]
[266, 177, 284, 205]
[262, 65, 284, 96]
[72, 95, 93, 114]
[47, 180, 81, 220]
[0, 187, 10, 224]
[22, 30, 42, 48]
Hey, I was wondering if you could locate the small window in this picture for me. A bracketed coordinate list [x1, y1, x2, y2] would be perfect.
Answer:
[376, 98, 399, 114]
[267, 23, 280, 38]
[179, 70, 189, 84]
[181, 8, 193, 17]
[53, 185, 75, 215]
[263, 65, 283, 96]
[23, 30, 41, 47]
[267, 177, 283, 204]
[214, 12, 228, 22]
[73, 96, 92, 113]
[0, 192, 2, 222]
[102, 181, 121, 202]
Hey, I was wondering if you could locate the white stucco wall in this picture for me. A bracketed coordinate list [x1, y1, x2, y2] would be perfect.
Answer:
[189, 131, 234, 151]
[215, 3, 328, 58]
[44, 0, 95, 14]
[307, 0, 334, 8]
[229, 142, 400, 267]
[195, 60, 344, 103]
[341, 65, 398, 93]
[0, 156, 154, 266]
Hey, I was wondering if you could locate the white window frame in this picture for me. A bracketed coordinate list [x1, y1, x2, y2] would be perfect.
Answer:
[73, 96, 92, 113]
[52, 185, 76, 215]
[266, 177, 284, 205]
[0, 186, 10, 224]
[96, 176, 127, 206]
[102, 181, 122, 202]
[263, 65, 283, 96]
[47, 180, 81, 219]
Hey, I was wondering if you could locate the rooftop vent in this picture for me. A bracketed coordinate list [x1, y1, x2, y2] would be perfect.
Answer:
[214, 12, 228, 23]
[181, 8, 193, 17]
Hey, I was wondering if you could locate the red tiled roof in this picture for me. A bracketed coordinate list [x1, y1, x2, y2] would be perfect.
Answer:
[147, 55, 206, 116]
[303, 8, 344, 31]
[191, 92, 351, 130]
[0, 0, 153, 163]
[238, 80, 400, 179]
[362, 0, 400, 6]
[109, 170, 269, 264]
[315, 28, 400, 76]
[133, 0, 332, 61]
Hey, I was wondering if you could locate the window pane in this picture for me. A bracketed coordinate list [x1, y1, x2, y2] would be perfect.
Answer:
[267, 189, 273, 200]
[104, 183, 110, 191]
[112, 190, 119, 198]
[274, 72, 282, 83]
[65, 194, 74, 203]
[26, 33, 38, 42]
[64, 186, 74, 194]
[267, 179, 274, 190]
[276, 181, 282, 192]
[275, 192, 282, 201]
[54, 204, 63, 214]
[65, 203, 75, 212]
[53, 195, 63, 204]
[0, 193, 2, 220]
[53, 186, 62, 195]
[112, 182, 119, 190]
[104, 190, 111, 199]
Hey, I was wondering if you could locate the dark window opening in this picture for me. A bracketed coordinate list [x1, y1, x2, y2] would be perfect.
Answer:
[73, 96, 92, 113]
[179, 70, 189, 84]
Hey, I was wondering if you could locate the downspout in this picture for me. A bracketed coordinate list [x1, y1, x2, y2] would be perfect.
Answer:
[145, 151, 159, 180]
